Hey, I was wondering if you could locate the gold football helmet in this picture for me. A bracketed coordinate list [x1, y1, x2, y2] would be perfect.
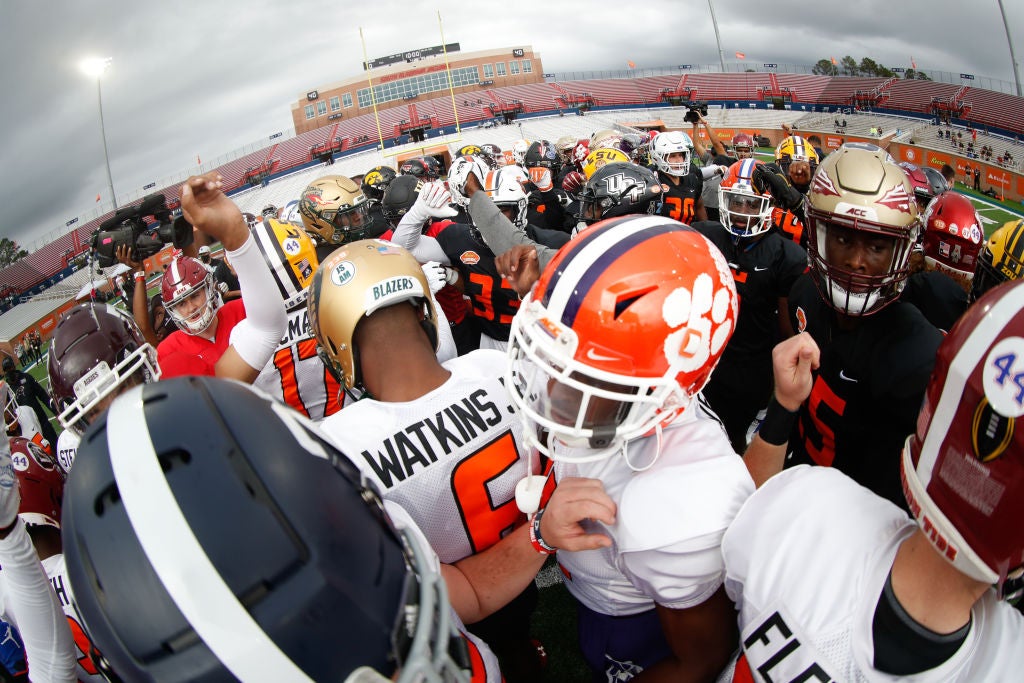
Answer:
[805, 144, 921, 316]
[307, 239, 438, 393]
[581, 148, 630, 179]
[251, 218, 319, 308]
[298, 175, 370, 245]
[971, 219, 1024, 302]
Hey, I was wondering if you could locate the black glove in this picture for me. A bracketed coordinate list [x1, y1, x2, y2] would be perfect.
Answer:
[753, 164, 803, 211]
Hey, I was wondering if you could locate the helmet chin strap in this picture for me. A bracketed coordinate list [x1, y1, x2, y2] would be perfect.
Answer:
[623, 423, 662, 473]
[515, 428, 553, 514]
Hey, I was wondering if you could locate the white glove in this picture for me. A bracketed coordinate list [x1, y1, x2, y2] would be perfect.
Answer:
[421, 181, 459, 217]
[0, 440, 20, 529]
[421, 261, 457, 293]
[447, 156, 490, 206]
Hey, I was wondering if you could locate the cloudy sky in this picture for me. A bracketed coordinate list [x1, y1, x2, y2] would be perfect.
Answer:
[1, 0, 1020, 250]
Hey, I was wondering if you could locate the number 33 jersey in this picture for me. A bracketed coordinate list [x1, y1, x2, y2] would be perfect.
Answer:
[319, 350, 530, 564]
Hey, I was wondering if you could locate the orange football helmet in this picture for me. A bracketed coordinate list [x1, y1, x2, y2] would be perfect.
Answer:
[507, 215, 738, 465]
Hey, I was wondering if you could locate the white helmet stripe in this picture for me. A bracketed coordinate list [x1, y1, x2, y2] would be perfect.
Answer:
[917, 283, 1024, 485]
[107, 390, 315, 682]
[544, 215, 672, 320]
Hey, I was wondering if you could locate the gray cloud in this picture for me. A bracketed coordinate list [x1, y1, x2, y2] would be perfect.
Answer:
[1, 0, 1020, 248]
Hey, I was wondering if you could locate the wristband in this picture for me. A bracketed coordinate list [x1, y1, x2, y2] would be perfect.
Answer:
[529, 508, 557, 555]
[758, 396, 798, 446]
[134, 271, 146, 281]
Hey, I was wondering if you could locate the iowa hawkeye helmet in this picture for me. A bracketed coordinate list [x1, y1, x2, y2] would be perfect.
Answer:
[902, 277, 1024, 595]
[971, 219, 1024, 303]
[507, 215, 738, 465]
[63, 376, 473, 682]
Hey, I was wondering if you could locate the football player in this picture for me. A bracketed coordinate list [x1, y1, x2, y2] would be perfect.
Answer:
[901, 191, 980, 331]
[747, 145, 942, 509]
[1, 356, 56, 448]
[2, 381, 50, 456]
[0, 437, 75, 682]
[767, 135, 820, 247]
[308, 241, 613, 681]
[158, 173, 287, 381]
[5, 437, 105, 682]
[649, 130, 708, 224]
[298, 174, 373, 261]
[692, 159, 808, 453]
[358, 164, 396, 238]
[576, 162, 664, 234]
[506, 214, 751, 681]
[726, 279, 1024, 681]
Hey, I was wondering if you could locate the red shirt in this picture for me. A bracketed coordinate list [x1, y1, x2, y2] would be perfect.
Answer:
[157, 299, 247, 378]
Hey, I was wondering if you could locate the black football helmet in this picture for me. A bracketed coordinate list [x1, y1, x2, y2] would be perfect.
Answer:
[524, 140, 559, 169]
[47, 304, 160, 436]
[360, 165, 397, 203]
[578, 162, 664, 226]
[63, 376, 474, 682]
[381, 175, 425, 227]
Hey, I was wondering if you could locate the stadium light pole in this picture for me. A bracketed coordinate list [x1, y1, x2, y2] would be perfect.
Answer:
[707, 0, 726, 73]
[79, 57, 118, 209]
[996, 0, 1022, 96]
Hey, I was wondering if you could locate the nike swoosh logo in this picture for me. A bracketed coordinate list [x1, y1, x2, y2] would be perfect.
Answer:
[754, 266, 768, 272]
[586, 348, 619, 362]
[839, 370, 858, 383]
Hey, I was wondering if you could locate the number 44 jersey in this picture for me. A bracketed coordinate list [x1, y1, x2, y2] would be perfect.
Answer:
[319, 349, 532, 564]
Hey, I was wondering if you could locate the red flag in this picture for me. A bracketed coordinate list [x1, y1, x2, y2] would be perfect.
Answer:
[735, 52, 746, 60]
[831, 56, 837, 66]
[626, 60, 636, 69]
[95, 194, 101, 202]
[197, 155, 201, 165]
[911, 57, 917, 69]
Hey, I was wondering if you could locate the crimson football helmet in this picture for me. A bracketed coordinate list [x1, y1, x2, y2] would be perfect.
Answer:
[805, 145, 921, 316]
[570, 140, 591, 171]
[899, 162, 949, 210]
[9, 436, 64, 530]
[649, 131, 694, 177]
[47, 304, 160, 436]
[731, 133, 755, 160]
[63, 376, 473, 682]
[161, 255, 221, 334]
[921, 191, 984, 290]
[507, 215, 738, 465]
[718, 159, 773, 238]
[902, 277, 1024, 594]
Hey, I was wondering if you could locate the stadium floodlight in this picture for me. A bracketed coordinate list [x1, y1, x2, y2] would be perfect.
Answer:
[79, 57, 117, 209]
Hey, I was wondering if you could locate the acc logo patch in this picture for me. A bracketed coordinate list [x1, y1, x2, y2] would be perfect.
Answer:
[460, 251, 481, 265]
[330, 261, 356, 286]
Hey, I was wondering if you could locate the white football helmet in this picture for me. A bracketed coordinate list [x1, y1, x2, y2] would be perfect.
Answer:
[511, 139, 530, 166]
[650, 131, 694, 177]
[484, 166, 530, 228]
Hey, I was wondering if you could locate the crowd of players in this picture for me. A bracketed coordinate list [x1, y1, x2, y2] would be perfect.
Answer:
[1, 114, 1024, 682]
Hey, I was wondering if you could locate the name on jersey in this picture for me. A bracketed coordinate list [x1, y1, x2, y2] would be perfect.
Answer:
[279, 308, 312, 347]
[361, 389, 504, 488]
[741, 609, 837, 682]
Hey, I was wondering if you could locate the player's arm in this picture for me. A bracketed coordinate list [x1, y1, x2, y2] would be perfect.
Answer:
[389, 182, 457, 264]
[635, 587, 737, 683]
[701, 116, 727, 157]
[693, 196, 708, 223]
[179, 173, 287, 383]
[743, 332, 819, 487]
[442, 477, 615, 624]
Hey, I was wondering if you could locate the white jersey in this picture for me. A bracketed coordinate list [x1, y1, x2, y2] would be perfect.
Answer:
[55, 430, 80, 474]
[385, 501, 502, 682]
[40, 554, 107, 683]
[721, 466, 1024, 682]
[254, 300, 340, 422]
[553, 402, 754, 616]
[320, 350, 529, 564]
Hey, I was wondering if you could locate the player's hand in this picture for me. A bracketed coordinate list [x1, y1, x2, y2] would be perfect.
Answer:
[771, 332, 819, 411]
[0, 441, 21, 532]
[496, 245, 541, 298]
[528, 167, 553, 192]
[753, 165, 803, 210]
[421, 261, 457, 293]
[180, 173, 246, 247]
[415, 181, 458, 218]
[539, 477, 616, 552]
